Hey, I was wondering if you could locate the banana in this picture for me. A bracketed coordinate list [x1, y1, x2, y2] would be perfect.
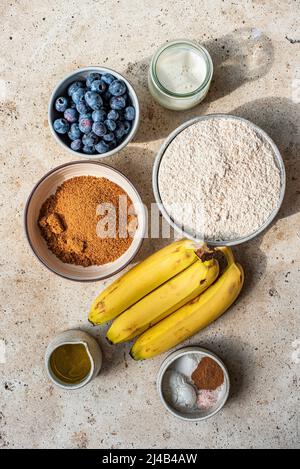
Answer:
[89, 239, 200, 325]
[106, 257, 219, 344]
[130, 247, 244, 360]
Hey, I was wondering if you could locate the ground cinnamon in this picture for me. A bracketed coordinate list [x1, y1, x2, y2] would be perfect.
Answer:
[192, 357, 224, 391]
[38, 176, 136, 266]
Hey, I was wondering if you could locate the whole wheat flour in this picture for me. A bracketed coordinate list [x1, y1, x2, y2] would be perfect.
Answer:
[158, 117, 282, 240]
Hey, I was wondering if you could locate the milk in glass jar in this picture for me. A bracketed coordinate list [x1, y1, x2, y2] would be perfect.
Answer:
[148, 40, 213, 110]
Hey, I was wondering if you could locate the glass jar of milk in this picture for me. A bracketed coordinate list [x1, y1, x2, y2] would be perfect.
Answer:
[148, 40, 213, 111]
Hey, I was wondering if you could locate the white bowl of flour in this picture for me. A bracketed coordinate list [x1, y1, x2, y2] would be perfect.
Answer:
[153, 114, 285, 245]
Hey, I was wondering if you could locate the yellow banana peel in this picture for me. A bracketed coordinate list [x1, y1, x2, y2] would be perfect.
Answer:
[106, 257, 219, 344]
[130, 247, 244, 360]
[89, 239, 200, 325]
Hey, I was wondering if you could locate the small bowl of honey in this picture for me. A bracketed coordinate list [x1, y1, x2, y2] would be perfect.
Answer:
[45, 330, 102, 390]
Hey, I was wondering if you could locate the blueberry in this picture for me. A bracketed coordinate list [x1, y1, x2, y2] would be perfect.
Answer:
[101, 73, 115, 85]
[79, 112, 92, 121]
[86, 72, 101, 88]
[107, 109, 119, 121]
[53, 118, 69, 134]
[68, 123, 81, 140]
[83, 145, 95, 154]
[117, 109, 124, 119]
[72, 87, 85, 104]
[103, 132, 115, 142]
[64, 108, 78, 123]
[76, 101, 90, 114]
[95, 141, 110, 154]
[85, 91, 103, 110]
[82, 132, 98, 146]
[92, 109, 106, 122]
[110, 96, 126, 110]
[92, 122, 107, 137]
[114, 121, 125, 140]
[55, 96, 68, 113]
[68, 81, 84, 97]
[79, 116, 93, 134]
[70, 139, 82, 151]
[91, 79, 106, 94]
[103, 90, 112, 102]
[109, 138, 117, 149]
[124, 106, 135, 121]
[109, 79, 127, 96]
[104, 119, 117, 132]
[123, 120, 131, 134]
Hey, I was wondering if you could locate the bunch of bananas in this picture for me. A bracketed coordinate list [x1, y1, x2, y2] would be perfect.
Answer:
[89, 239, 244, 360]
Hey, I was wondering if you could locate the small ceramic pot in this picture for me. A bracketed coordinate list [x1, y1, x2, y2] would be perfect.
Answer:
[45, 330, 102, 390]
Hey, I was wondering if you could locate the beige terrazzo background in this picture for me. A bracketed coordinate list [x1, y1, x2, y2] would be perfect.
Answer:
[0, 0, 299, 449]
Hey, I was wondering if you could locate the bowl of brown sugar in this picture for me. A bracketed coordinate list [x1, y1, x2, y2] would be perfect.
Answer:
[25, 161, 146, 281]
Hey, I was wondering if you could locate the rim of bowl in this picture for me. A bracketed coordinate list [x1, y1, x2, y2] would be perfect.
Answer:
[24, 160, 146, 282]
[157, 346, 230, 421]
[48, 66, 140, 159]
[152, 113, 286, 246]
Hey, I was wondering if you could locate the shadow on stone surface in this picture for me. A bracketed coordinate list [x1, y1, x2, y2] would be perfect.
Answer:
[190, 335, 256, 403]
[204, 27, 274, 103]
[122, 28, 274, 143]
[231, 96, 300, 221]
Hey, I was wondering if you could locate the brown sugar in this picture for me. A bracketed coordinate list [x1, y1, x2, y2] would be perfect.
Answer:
[192, 357, 224, 391]
[38, 176, 137, 266]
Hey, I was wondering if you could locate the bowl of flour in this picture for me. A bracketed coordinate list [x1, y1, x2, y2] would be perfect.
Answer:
[153, 114, 285, 245]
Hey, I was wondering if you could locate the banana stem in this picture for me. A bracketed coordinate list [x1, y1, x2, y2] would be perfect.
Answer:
[195, 243, 218, 262]
[215, 246, 235, 266]
[188, 240, 235, 268]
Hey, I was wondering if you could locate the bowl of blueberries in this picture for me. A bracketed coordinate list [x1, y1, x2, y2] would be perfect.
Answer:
[48, 66, 140, 157]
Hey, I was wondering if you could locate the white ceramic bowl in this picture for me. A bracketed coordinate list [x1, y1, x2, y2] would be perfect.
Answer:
[48, 66, 140, 158]
[25, 161, 146, 282]
[157, 346, 230, 421]
[153, 114, 286, 246]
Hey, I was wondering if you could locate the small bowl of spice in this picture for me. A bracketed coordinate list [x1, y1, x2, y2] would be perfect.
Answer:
[157, 346, 230, 421]
[25, 161, 146, 281]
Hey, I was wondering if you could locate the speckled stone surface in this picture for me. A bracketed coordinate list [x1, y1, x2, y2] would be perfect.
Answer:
[0, 0, 299, 449]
